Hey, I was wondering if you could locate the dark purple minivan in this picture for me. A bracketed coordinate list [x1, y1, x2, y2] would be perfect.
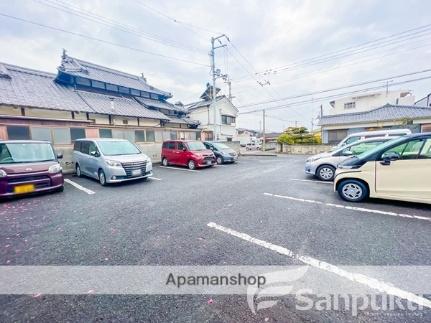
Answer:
[0, 140, 64, 198]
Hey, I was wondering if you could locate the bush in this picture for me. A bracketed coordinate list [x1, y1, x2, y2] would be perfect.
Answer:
[277, 127, 321, 145]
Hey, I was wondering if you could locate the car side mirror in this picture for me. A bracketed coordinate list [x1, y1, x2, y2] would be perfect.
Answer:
[90, 150, 99, 157]
[182, 147, 186, 151]
[56, 152, 63, 159]
[342, 150, 353, 156]
[380, 152, 400, 165]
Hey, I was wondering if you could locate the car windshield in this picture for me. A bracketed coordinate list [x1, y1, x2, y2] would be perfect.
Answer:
[97, 141, 141, 156]
[187, 141, 206, 151]
[356, 136, 407, 160]
[212, 143, 230, 150]
[0, 143, 55, 164]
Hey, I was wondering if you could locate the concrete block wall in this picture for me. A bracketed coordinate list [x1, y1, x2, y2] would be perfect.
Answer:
[278, 144, 332, 155]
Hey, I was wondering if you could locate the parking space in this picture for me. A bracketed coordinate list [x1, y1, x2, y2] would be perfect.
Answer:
[1, 155, 431, 321]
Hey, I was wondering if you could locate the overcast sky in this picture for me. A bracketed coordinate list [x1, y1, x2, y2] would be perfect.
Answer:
[1, 0, 431, 132]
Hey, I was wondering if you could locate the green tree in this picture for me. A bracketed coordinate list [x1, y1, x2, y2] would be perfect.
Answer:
[277, 127, 321, 145]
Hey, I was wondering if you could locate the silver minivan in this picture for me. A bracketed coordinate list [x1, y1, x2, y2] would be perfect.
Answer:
[73, 139, 152, 185]
[305, 137, 391, 181]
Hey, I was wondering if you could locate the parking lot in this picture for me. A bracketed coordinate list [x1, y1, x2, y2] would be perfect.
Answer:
[1, 155, 431, 322]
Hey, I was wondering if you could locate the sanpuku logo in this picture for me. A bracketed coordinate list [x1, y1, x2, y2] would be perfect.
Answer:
[247, 266, 309, 314]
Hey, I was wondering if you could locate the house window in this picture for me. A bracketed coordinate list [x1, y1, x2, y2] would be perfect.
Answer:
[31, 127, 52, 142]
[170, 131, 177, 140]
[92, 80, 105, 89]
[52, 128, 71, 144]
[131, 89, 140, 96]
[122, 119, 129, 125]
[70, 128, 86, 141]
[99, 128, 112, 138]
[119, 86, 130, 94]
[146, 130, 155, 142]
[135, 130, 146, 142]
[150, 93, 159, 100]
[75, 77, 91, 86]
[141, 91, 150, 98]
[222, 115, 236, 125]
[327, 129, 348, 144]
[106, 84, 118, 92]
[344, 102, 356, 110]
[7, 126, 30, 140]
[112, 129, 135, 142]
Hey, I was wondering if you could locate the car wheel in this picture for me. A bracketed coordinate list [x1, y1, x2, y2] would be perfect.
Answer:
[216, 156, 223, 165]
[162, 158, 168, 166]
[98, 169, 107, 186]
[188, 160, 196, 170]
[337, 180, 369, 202]
[56, 186, 64, 193]
[316, 165, 335, 181]
[76, 164, 82, 177]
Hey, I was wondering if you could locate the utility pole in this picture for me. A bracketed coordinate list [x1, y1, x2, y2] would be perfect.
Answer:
[262, 109, 266, 152]
[210, 35, 228, 141]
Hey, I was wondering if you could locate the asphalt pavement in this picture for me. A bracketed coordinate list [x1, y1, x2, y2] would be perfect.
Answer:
[0, 155, 430, 322]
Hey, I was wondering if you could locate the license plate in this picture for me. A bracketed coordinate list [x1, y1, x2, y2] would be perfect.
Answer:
[131, 169, 142, 177]
[14, 184, 35, 194]
[206, 160, 212, 165]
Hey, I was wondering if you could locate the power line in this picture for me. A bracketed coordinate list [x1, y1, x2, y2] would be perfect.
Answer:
[136, 0, 219, 35]
[238, 75, 431, 115]
[253, 22, 431, 76]
[238, 68, 431, 108]
[0, 12, 210, 67]
[34, 0, 203, 53]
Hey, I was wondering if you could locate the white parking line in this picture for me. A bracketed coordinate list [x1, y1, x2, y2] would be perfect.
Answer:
[290, 179, 332, 184]
[64, 179, 95, 195]
[207, 222, 431, 309]
[149, 176, 162, 181]
[159, 166, 197, 172]
[264, 193, 431, 222]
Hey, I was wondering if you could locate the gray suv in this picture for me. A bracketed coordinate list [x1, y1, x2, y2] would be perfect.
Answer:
[73, 139, 152, 185]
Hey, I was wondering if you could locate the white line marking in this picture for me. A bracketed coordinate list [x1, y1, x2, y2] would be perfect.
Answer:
[159, 166, 197, 172]
[264, 193, 431, 222]
[64, 179, 95, 195]
[290, 178, 332, 184]
[148, 176, 162, 181]
[207, 222, 431, 309]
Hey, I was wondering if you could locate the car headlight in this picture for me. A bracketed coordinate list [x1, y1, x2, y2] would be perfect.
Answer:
[48, 164, 62, 174]
[106, 160, 122, 167]
[0, 169, 7, 178]
[307, 156, 322, 163]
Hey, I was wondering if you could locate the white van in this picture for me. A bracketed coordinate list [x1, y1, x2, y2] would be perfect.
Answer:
[334, 129, 411, 149]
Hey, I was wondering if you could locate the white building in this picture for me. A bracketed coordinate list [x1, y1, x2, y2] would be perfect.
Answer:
[183, 85, 238, 141]
[327, 90, 415, 115]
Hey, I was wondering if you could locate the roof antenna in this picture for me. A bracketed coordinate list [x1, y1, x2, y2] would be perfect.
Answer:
[62, 48, 67, 59]
[141, 73, 147, 82]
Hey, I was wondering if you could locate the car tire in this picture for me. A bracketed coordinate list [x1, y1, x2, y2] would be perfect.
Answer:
[76, 164, 82, 177]
[337, 179, 369, 202]
[57, 186, 64, 193]
[98, 169, 107, 186]
[162, 158, 168, 166]
[188, 160, 196, 170]
[316, 165, 336, 181]
[216, 156, 223, 165]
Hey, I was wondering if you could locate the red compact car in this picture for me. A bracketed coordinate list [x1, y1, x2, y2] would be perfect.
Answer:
[161, 140, 216, 170]
[0, 140, 64, 198]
